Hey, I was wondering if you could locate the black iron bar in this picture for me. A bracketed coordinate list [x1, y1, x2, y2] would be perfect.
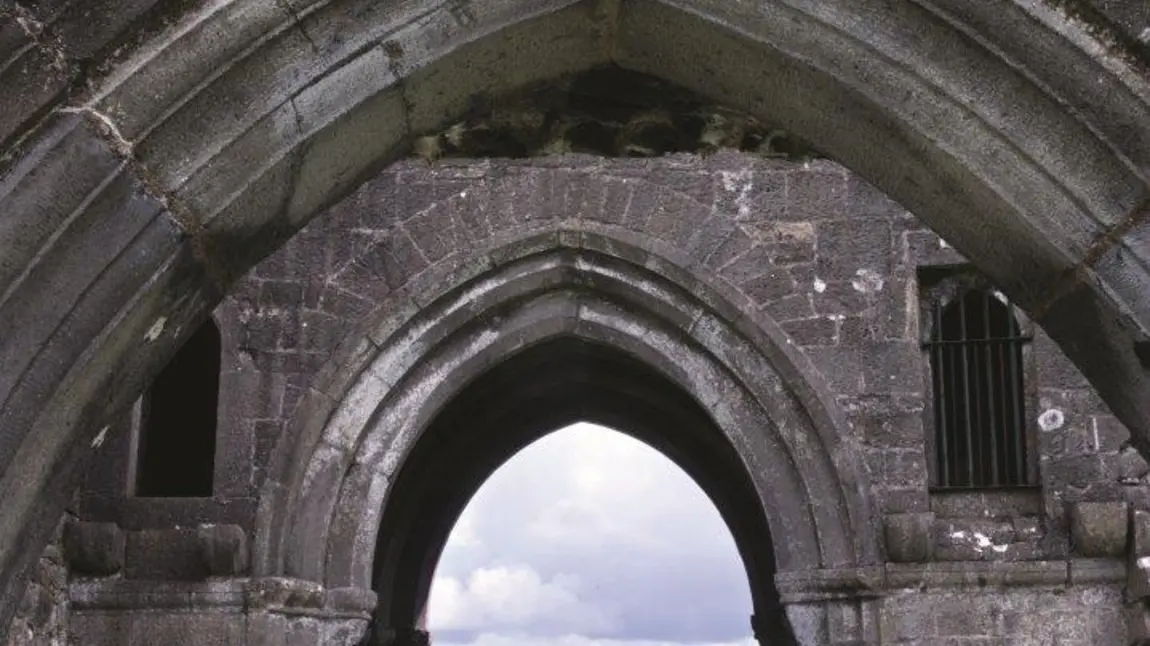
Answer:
[932, 301, 949, 487]
[983, 292, 1000, 486]
[959, 296, 976, 486]
[1006, 306, 1026, 484]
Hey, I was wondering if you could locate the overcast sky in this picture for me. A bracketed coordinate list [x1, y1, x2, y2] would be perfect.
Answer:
[427, 423, 755, 646]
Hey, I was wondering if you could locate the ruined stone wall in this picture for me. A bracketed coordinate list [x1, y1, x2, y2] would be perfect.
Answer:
[4, 525, 67, 646]
[881, 581, 1126, 644]
[68, 153, 1147, 645]
[208, 153, 1150, 540]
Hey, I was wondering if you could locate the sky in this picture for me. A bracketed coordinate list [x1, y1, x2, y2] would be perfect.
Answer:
[427, 422, 756, 646]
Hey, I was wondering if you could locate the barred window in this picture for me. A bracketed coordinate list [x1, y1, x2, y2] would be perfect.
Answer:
[133, 318, 220, 497]
[923, 280, 1031, 488]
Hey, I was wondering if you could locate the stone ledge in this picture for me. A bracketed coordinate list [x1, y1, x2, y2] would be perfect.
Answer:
[775, 559, 1125, 602]
[68, 577, 376, 619]
[70, 579, 246, 612]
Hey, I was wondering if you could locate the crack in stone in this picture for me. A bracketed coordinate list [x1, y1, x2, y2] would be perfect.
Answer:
[288, 96, 306, 137]
[381, 42, 417, 157]
[274, 0, 319, 54]
[1082, 191, 1150, 269]
[1032, 190, 1150, 321]
[58, 106, 131, 156]
[56, 106, 230, 293]
[8, 3, 70, 74]
[592, 0, 621, 61]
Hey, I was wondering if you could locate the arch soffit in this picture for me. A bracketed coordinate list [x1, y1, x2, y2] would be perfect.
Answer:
[256, 233, 881, 590]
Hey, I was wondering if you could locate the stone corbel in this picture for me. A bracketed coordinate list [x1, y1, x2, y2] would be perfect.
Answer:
[1068, 501, 1128, 558]
[62, 520, 125, 576]
[883, 512, 934, 563]
[1124, 509, 1150, 645]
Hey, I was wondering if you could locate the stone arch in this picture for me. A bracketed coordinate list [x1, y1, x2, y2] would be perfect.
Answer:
[1, 0, 1149, 633]
[253, 234, 882, 643]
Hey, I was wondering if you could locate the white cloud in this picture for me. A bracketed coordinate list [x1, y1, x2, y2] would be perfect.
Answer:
[428, 423, 754, 645]
[436, 635, 758, 646]
[430, 564, 619, 634]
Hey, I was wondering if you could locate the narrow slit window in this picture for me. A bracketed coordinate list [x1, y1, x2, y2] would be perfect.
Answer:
[134, 318, 220, 497]
[925, 288, 1030, 488]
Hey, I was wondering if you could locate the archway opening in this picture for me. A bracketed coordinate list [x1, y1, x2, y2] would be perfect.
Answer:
[426, 422, 755, 646]
[368, 337, 795, 646]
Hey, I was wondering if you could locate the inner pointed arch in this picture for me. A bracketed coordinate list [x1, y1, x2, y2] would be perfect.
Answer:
[425, 421, 757, 645]
[369, 336, 791, 645]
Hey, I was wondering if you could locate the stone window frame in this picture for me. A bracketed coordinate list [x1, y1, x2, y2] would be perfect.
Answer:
[127, 317, 221, 498]
[76, 309, 256, 530]
[125, 312, 233, 501]
[917, 263, 1043, 493]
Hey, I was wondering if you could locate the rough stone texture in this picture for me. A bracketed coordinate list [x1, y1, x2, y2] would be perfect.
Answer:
[884, 513, 935, 563]
[1070, 502, 1130, 557]
[54, 154, 1150, 644]
[66, 578, 372, 646]
[2, 0, 1150, 641]
[6, 529, 66, 646]
[61, 521, 123, 577]
[880, 583, 1126, 645]
[197, 525, 249, 578]
[163, 155, 1150, 545]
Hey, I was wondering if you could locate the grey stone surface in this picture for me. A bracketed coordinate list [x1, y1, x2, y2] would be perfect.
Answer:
[197, 525, 249, 577]
[0, 0, 1148, 641]
[1134, 510, 1150, 558]
[57, 155, 1150, 643]
[884, 513, 935, 563]
[1070, 501, 1130, 558]
[62, 521, 123, 577]
[4, 536, 67, 646]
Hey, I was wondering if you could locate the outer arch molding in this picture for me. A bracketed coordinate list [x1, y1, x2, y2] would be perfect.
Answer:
[255, 237, 883, 613]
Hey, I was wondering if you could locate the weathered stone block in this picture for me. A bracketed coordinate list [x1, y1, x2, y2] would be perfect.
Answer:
[884, 512, 934, 562]
[124, 529, 208, 581]
[1127, 601, 1150, 644]
[63, 520, 124, 576]
[1069, 501, 1128, 558]
[197, 524, 249, 576]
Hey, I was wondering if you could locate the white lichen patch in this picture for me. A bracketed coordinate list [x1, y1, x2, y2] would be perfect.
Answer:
[813, 278, 827, 293]
[90, 425, 110, 448]
[144, 316, 167, 342]
[951, 529, 1010, 554]
[851, 269, 884, 293]
[1038, 408, 1065, 431]
[718, 169, 753, 219]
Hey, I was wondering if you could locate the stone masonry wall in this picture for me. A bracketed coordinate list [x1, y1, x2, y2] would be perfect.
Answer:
[5, 522, 68, 646]
[204, 153, 1150, 536]
[70, 152, 1150, 644]
[881, 583, 1126, 644]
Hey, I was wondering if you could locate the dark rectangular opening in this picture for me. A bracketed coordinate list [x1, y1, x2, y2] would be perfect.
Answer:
[134, 319, 220, 497]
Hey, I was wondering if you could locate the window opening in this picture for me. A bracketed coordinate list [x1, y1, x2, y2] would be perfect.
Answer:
[134, 318, 220, 497]
[922, 275, 1030, 488]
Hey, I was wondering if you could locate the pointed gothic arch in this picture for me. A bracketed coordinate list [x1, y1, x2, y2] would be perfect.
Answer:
[253, 235, 882, 644]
